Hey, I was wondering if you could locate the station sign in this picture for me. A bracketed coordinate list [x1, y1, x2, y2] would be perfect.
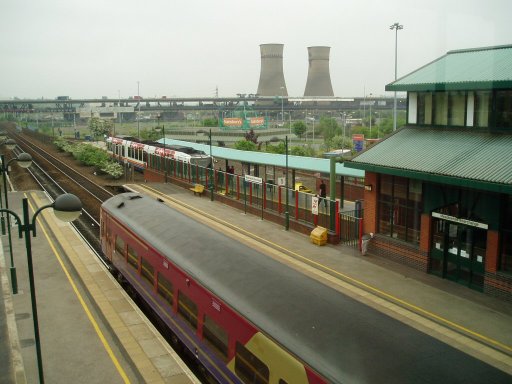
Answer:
[312, 196, 319, 215]
[244, 175, 262, 185]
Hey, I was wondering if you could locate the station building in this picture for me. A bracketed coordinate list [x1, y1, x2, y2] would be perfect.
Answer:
[345, 44, 512, 301]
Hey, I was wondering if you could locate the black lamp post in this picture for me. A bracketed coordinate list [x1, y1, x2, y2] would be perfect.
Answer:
[2, 150, 33, 294]
[1, 193, 82, 384]
[284, 136, 289, 230]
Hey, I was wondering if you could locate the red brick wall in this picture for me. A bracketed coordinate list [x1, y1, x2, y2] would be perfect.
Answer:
[485, 230, 499, 273]
[363, 172, 378, 235]
[420, 214, 431, 253]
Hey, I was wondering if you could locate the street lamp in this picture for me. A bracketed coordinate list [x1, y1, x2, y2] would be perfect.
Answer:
[209, 129, 214, 201]
[284, 135, 289, 230]
[137, 81, 141, 139]
[280, 86, 285, 127]
[2, 149, 32, 295]
[369, 93, 373, 138]
[390, 22, 403, 131]
[1, 193, 82, 384]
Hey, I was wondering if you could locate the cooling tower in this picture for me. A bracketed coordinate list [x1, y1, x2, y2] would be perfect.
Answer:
[304, 46, 334, 97]
[256, 44, 288, 97]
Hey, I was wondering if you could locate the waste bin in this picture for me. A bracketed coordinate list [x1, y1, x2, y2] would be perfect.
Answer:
[310, 226, 327, 246]
[361, 234, 372, 255]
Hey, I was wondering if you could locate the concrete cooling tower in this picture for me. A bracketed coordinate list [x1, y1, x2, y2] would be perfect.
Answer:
[256, 44, 288, 97]
[304, 46, 334, 97]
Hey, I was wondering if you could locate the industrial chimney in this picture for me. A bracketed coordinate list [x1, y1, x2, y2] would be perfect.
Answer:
[256, 44, 288, 98]
[304, 46, 334, 97]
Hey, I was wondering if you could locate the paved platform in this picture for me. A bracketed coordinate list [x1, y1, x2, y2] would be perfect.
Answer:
[125, 182, 512, 377]
[0, 191, 199, 384]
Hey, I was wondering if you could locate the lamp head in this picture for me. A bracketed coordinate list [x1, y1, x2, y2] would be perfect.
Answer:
[16, 152, 33, 168]
[53, 194, 82, 222]
[4, 139, 16, 151]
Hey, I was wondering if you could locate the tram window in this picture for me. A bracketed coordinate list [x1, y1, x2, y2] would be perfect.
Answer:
[203, 314, 228, 360]
[115, 236, 125, 255]
[127, 245, 139, 269]
[141, 257, 154, 285]
[235, 342, 269, 384]
[157, 272, 173, 305]
[178, 291, 198, 329]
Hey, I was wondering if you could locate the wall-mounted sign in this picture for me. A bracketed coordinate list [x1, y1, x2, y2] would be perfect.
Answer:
[432, 212, 488, 229]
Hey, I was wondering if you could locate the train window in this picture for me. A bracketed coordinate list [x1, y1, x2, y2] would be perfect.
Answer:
[115, 236, 125, 255]
[178, 291, 198, 330]
[157, 272, 173, 305]
[235, 342, 269, 384]
[127, 245, 139, 270]
[141, 257, 154, 285]
[203, 315, 228, 361]
[278, 380, 288, 384]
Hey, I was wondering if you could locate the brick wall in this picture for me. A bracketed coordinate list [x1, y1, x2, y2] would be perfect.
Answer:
[419, 214, 431, 253]
[369, 235, 428, 272]
[363, 172, 378, 235]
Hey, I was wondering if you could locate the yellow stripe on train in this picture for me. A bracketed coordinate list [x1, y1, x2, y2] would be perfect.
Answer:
[227, 332, 310, 384]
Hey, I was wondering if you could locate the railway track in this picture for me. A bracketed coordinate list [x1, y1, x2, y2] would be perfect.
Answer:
[6, 127, 114, 257]
[4, 126, 211, 383]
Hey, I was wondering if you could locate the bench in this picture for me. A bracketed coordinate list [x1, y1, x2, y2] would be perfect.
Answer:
[190, 184, 205, 196]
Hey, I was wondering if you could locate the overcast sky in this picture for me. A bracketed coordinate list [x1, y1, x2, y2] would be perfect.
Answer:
[1, 0, 510, 100]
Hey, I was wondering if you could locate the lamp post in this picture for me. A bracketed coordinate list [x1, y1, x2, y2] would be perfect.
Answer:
[1, 193, 82, 384]
[2, 148, 32, 295]
[209, 129, 214, 201]
[390, 22, 403, 131]
[137, 81, 141, 139]
[280, 86, 285, 127]
[285, 135, 289, 230]
[369, 93, 373, 138]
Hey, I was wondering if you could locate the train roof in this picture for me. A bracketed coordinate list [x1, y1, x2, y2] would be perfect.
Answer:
[101, 193, 508, 383]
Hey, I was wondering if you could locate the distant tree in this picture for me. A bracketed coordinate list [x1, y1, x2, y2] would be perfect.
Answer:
[319, 116, 339, 141]
[266, 142, 286, 154]
[202, 118, 218, 127]
[293, 121, 307, 138]
[88, 117, 113, 139]
[244, 129, 258, 144]
[234, 140, 257, 151]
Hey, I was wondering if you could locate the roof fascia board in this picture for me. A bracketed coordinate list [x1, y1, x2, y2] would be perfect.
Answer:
[344, 162, 512, 194]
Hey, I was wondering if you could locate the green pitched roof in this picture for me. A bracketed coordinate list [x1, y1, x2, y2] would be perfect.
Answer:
[344, 127, 512, 194]
[386, 44, 512, 91]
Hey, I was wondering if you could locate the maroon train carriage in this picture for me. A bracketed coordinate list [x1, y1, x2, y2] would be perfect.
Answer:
[100, 193, 511, 384]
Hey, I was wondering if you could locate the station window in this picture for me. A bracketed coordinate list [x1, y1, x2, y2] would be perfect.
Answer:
[178, 291, 198, 329]
[141, 257, 154, 285]
[448, 91, 466, 126]
[378, 175, 422, 244]
[235, 342, 269, 384]
[127, 245, 139, 270]
[433, 92, 448, 125]
[203, 314, 228, 360]
[495, 90, 512, 128]
[474, 91, 491, 127]
[157, 272, 173, 305]
[115, 236, 125, 255]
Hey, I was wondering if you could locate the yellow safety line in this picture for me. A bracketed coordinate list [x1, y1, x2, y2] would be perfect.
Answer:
[26, 195, 131, 384]
[141, 184, 512, 355]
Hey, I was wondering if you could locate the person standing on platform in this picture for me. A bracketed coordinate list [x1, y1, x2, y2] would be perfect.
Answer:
[318, 179, 327, 209]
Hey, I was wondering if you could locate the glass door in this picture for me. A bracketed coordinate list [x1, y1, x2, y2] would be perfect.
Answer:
[429, 219, 486, 291]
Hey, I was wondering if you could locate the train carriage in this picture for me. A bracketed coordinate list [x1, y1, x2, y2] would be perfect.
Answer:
[100, 193, 511, 384]
[106, 135, 211, 172]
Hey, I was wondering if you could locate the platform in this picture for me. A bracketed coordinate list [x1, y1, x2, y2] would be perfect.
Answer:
[0, 191, 198, 384]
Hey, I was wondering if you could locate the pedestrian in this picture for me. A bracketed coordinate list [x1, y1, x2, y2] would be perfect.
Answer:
[318, 179, 327, 208]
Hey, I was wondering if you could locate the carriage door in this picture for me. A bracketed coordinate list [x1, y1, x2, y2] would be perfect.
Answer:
[430, 213, 487, 291]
